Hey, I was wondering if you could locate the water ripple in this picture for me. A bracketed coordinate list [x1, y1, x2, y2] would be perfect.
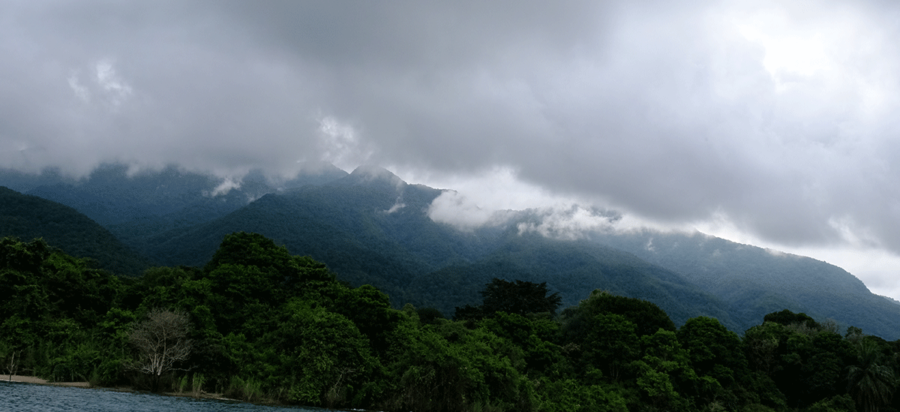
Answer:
[0, 381, 325, 412]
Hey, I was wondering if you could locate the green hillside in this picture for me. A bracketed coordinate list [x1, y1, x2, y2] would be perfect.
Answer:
[406, 233, 736, 329]
[5, 163, 900, 339]
[590, 229, 900, 339]
[25, 163, 267, 226]
[131, 167, 477, 300]
[131, 167, 734, 328]
[0, 186, 150, 275]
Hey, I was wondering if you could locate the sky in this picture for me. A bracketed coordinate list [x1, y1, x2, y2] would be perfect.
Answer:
[2, 1, 900, 298]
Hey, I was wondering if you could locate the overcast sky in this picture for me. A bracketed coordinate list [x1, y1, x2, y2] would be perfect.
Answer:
[3, 1, 900, 298]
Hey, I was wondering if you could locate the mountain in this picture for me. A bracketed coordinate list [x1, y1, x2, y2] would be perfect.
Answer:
[278, 161, 355, 189]
[589, 229, 900, 339]
[129, 166, 474, 300]
[0, 163, 350, 257]
[144, 166, 900, 338]
[128, 166, 734, 328]
[405, 233, 736, 329]
[4, 163, 900, 338]
[24, 163, 271, 226]
[0, 186, 151, 275]
[0, 167, 75, 193]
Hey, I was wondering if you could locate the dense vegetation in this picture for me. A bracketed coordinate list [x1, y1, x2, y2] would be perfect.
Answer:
[0, 186, 151, 275]
[2, 233, 899, 412]
[590, 230, 900, 339]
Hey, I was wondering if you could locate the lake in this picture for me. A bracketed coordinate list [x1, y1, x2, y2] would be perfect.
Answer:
[0, 381, 327, 412]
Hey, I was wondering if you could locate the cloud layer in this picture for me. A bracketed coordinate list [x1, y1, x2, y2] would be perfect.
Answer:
[2, 1, 900, 295]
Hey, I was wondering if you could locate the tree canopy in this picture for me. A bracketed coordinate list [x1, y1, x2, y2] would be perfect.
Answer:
[2, 233, 900, 412]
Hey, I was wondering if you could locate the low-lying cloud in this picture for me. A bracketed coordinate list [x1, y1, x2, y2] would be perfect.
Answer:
[515, 206, 621, 241]
[3, 1, 900, 297]
[428, 190, 507, 230]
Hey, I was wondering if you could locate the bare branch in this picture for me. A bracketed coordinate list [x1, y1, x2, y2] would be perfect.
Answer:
[127, 308, 193, 390]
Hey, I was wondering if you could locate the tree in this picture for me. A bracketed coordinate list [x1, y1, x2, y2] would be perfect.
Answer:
[677, 316, 749, 408]
[582, 313, 639, 381]
[0, 341, 21, 382]
[847, 339, 895, 412]
[480, 278, 562, 317]
[416, 307, 446, 326]
[128, 308, 193, 391]
[559, 290, 675, 341]
[632, 329, 700, 411]
[453, 304, 483, 322]
[764, 309, 820, 329]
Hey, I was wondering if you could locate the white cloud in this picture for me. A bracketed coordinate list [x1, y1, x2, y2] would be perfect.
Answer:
[385, 195, 406, 214]
[316, 115, 370, 171]
[205, 178, 241, 197]
[64, 59, 133, 108]
[4, 1, 900, 299]
[67, 73, 90, 102]
[94, 59, 132, 103]
[516, 205, 618, 240]
[427, 190, 505, 230]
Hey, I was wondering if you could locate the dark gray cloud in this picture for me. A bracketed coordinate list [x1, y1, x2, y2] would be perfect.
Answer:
[3, 1, 900, 294]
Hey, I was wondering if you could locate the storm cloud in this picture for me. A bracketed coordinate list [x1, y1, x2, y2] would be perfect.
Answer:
[2, 1, 900, 295]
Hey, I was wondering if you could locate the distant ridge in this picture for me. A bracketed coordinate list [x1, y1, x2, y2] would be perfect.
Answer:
[1, 163, 350, 255]
[124, 169, 737, 329]
[0, 186, 151, 275]
[3, 163, 900, 339]
[589, 229, 900, 339]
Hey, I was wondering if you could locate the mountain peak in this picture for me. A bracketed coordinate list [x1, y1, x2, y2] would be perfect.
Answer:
[344, 165, 407, 188]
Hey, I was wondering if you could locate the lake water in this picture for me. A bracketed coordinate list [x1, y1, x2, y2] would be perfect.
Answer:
[0, 381, 327, 412]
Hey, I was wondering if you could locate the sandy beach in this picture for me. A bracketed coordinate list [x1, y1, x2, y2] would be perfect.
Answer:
[1, 374, 243, 402]
[2, 375, 90, 387]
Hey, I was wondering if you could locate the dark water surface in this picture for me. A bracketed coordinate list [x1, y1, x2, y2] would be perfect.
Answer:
[0, 381, 326, 412]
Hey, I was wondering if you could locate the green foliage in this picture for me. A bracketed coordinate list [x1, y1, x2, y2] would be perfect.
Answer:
[480, 311, 562, 376]
[743, 312, 857, 409]
[381, 314, 530, 412]
[256, 299, 381, 407]
[806, 394, 857, 412]
[764, 309, 821, 329]
[333, 284, 402, 356]
[560, 290, 676, 342]
[481, 278, 562, 316]
[847, 339, 895, 412]
[677, 316, 750, 409]
[581, 313, 640, 382]
[533, 378, 628, 412]
[4, 231, 899, 412]
[591, 230, 900, 340]
[9, 164, 900, 343]
[415, 307, 446, 325]
[632, 329, 701, 411]
[0, 187, 150, 275]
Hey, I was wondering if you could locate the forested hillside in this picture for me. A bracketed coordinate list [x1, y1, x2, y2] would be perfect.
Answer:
[2, 164, 899, 340]
[2, 233, 899, 412]
[0, 186, 150, 275]
[590, 230, 900, 340]
[118, 167, 734, 327]
[405, 234, 737, 330]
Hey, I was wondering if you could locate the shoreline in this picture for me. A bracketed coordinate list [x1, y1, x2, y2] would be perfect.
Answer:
[2, 374, 90, 387]
[1, 375, 235, 401]
[2, 375, 361, 410]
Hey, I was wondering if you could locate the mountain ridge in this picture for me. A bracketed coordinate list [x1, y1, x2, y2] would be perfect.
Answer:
[0, 186, 151, 275]
[1, 163, 898, 338]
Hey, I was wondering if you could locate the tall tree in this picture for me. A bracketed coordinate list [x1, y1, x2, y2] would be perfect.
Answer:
[128, 308, 193, 392]
[847, 339, 895, 412]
